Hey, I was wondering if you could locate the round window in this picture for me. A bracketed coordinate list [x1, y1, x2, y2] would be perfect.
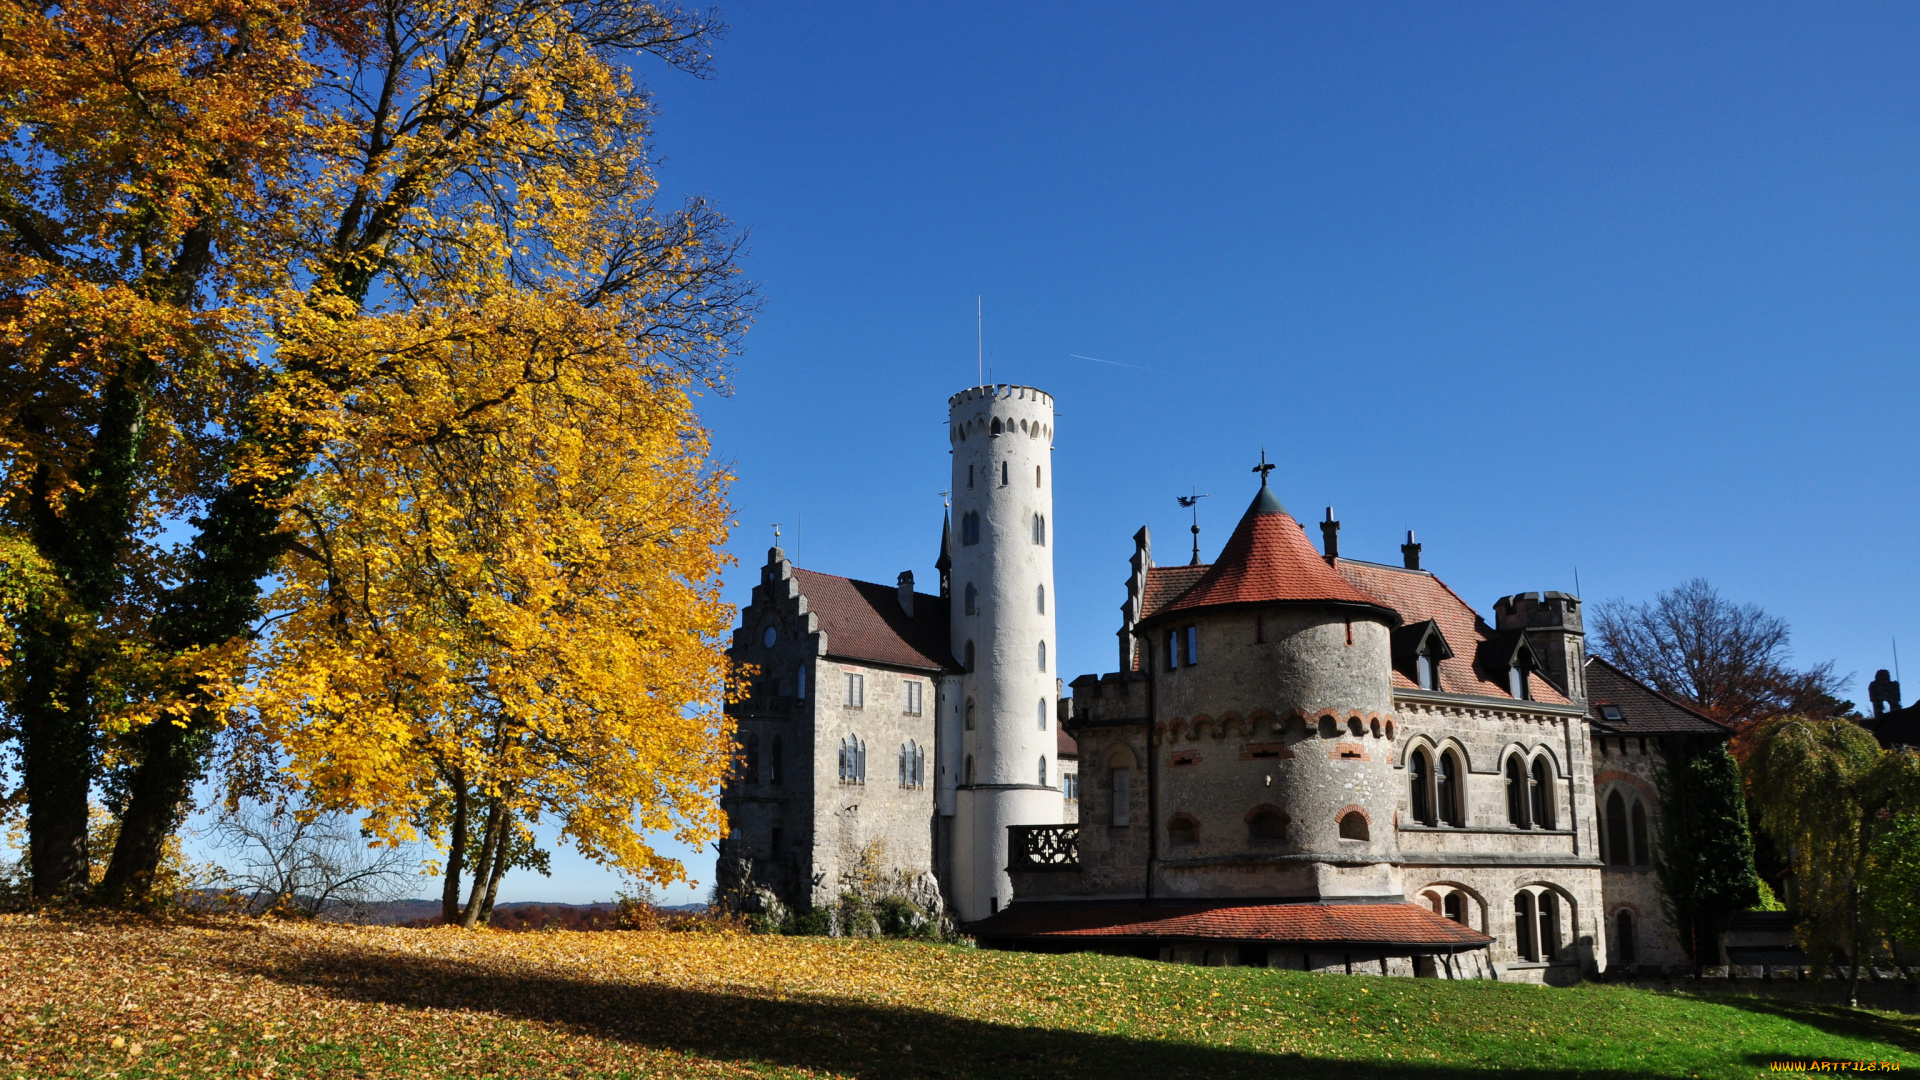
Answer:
[762, 626, 777, 648]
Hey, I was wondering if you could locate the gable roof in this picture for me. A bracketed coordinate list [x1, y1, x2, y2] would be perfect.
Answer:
[1141, 564, 1209, 618]
[790, 568, 955, 672]
[1152, 486, 1395, 622]
[1332, 559, 1572, 706]
[1584, 654, 1730, 736]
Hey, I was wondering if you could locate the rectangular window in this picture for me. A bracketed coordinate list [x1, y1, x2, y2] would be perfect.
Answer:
[1184, 626, 1198, 666]
[843, 672, 864, 708]
[796, 666, 806, 699]
[1167, 631, 1179, 671]
[1110, 769, 1131, 826]
[904, 681, 922, 715]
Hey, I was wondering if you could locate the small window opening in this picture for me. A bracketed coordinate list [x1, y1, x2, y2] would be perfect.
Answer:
[1338, 811, 1369, 841]
[1036, 583, 1045, 613]
[1183, 625, 1198, 666]
[1168, 815, 1199, 846]
[1614, 910, 1637, 964]
[1036, 464, 1042, 486]
[1001, 461, 1008, 485]
[964, 640, 975, 673]
[965, 698, 976, 730]
[1247, 807, 1288, 842]
[964, 582, 978, 615]
[1443, 892, 1464, 923]
[1038, 756, 1048, 787]
[1038, 640, 1047, 672]
[1038, 697, 1048, 730]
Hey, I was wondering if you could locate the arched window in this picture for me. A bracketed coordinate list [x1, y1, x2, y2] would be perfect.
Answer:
[1538, 891, 1561, 960]
[1168, 814, 1199, 846]
[964, 583, 978, 615]
[1032, 513, 1046, 545]
[1038, 756, 1048, 787]
[1038, 697, 1048, 730]
[1036, 464, 1042, 486]
[1416, 643, 1440, 690]
[1614, 910, 1637, 964]
[1606, 792, 1631, 866]
[990, 417, 1002, 435]
[1631, 799, 1651, 866]
[1505, 756, 1529, 827]
[1409, 748, 1435, 826]
[968, 462, 975, 488]
[965, 698, 975, 730]
[961, 511, 980, 545]
[744, 733, 760, 784]
[1514, 892, 1538, 962]
[770, 735, 784, 785]
[1001, 461, 1008, 486]
[1339, 811, 1369, 841]
[899, 744, 909, 787]
[1036, 583, 1045, 614]
[1038, 640, 1047, 671]
[1438, 750, 1463, 827]
[964, 640, 975, 673]
[1530, 757, 1554, 828]
[965, 754, 975, 785]
[1443, 892, 1464, 923]
[856, 736, 866, 783]
[1247, 807, 1288, 842]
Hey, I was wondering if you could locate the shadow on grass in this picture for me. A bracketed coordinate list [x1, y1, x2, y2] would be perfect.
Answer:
[1701, 994, 1920, 1057]
[217, 937, 1713, 1080]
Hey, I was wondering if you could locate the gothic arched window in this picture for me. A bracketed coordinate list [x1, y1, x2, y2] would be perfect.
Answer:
[1505, 756, 1529, 828]
[964, 640, 975, 673]
[1409, 748, 1435, 827]
[1038, 697, 1048, 730]
[1000, 460, 1008, 485]
[1036, 583, 1045, 614]
[1443, 892, 1464, 923]
[1614, 910, 1637, 964]
[1606, 791, 1631, 866]
[1539, 891, 1562, 960]
[1038, 640, 1047, 672]
[1514, 891, 1538, 962]
[965, 697, 976, 730]
[1032, 513, 1046, 545]
[1438, 750, 1463, 827]
[1530, 757, 1554, 829]
[965, 754, 975, 785]
[1038, 756, 1048, 787]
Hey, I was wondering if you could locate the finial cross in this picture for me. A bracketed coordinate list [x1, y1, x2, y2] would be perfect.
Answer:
[772, 522, 783, 544]
[1252, 448, 1276, 485]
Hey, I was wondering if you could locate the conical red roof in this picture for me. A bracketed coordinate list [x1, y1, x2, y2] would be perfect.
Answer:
[1156, 485, 1395, 619]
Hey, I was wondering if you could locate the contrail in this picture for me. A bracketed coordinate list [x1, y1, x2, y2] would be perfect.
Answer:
[1070, 353, 1153, 371]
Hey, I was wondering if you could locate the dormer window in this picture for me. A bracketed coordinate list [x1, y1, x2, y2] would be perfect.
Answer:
[1415, 650, 1436, 690]
[1509, 664, 1530, 701]
[1394, 620, 1453, 692]
[1598, 703, 1624, 722]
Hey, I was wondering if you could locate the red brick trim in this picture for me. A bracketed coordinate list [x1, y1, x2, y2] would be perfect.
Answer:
[1330, 742, 1368, 761]
[1239, 742, 1295, 761]
[1336, 804, 1371, 823]
[1594, 769, 1658, 806]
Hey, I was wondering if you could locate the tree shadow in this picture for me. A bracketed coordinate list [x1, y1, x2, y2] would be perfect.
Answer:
[216, 936, 1703, 1080]
[1701, 994, 1920, 1056]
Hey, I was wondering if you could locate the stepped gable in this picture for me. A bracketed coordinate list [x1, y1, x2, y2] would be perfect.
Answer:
[971, 901, 1492, 949]
[1334, 559, 1572, 706]
[1154, 485, 1395, 621]
[790, 568, 954, 672]
[1584, 655, 1727, 735]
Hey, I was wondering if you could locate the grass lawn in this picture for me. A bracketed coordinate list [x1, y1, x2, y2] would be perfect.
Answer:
[1, 914, 1914, 1079]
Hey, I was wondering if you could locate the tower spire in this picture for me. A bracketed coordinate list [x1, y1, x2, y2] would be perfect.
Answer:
[1252, 448, 1276, 486]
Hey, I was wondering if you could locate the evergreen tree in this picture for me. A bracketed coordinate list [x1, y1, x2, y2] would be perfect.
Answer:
[1653, 737, 1761, 965]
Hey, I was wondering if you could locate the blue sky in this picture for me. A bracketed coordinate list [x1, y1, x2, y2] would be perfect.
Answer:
[498, 1, 1920, 904]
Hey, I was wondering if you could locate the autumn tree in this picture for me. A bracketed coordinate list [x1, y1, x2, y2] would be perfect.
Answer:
[0, 0, 753, 906]
[1745, 716, 1920, 1006]
[238, 294, 739, 925]
[0, 0, 321, 898]
[1592, 579, 1850, 727]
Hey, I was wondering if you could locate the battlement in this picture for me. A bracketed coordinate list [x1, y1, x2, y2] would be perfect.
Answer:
[1494, 590, 1583, 633]
[947, 383, 1054, 409]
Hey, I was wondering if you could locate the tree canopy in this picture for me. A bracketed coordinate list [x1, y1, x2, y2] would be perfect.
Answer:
[0, 0, 753, 911]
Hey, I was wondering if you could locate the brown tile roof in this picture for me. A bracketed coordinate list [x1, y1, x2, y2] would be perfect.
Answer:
[1141, 564, 1208, 618]
[971, 901, 1491, 948]
[1056, 728, 1078, 758]
[1585, 655, 1728, 735]
[790, 568, 954, 672]
[1154, 487, 1393, 620]
[1332, 560, 1572, 706]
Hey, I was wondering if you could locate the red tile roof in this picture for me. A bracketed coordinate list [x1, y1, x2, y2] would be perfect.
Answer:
[790, 568, 954, 672]
[1141, 564, 1209, 618]
[1332, 560, 1572, 706]
[1056, 728, 1079, 758]
[1154, 487, 1392, 620]
[971, 901, 1491, 948]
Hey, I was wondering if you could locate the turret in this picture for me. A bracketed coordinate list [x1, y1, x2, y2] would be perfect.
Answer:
[1494, 591, 1585, 703]
[944, 384, 1062, 920]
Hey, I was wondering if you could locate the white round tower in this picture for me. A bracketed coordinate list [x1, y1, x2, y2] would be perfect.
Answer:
[946, 384, 1063, 921]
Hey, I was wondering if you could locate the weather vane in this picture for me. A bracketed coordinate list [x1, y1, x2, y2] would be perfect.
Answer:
[1177, 487, 1210, 566]
[772, 522, 782, 546]
[1252, 447, 1276, 485]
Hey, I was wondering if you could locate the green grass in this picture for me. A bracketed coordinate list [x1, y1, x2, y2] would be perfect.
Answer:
[1, 914, 1913, 1078]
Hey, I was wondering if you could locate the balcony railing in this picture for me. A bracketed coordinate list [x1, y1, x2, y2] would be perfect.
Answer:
[725, 695, 798, 720]
[1009, 824, 1080, 870]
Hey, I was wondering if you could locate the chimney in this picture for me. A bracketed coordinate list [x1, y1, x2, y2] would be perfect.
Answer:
[896, 571, 915, 618]
[1320, 507, 1340, 559]
[1401, 530, 1422, 571]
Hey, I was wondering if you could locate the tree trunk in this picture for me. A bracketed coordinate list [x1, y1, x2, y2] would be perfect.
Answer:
[1848, 886, 1864, 1009]
[442, 779, 468, 925]
[461, 799, 504, 929]
[101, 461, 292, 904]
[479, 809, 512, 925]
[19, 647, 92, 899]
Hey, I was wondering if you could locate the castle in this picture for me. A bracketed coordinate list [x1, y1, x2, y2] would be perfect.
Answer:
[721, 384, 1730, 981]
